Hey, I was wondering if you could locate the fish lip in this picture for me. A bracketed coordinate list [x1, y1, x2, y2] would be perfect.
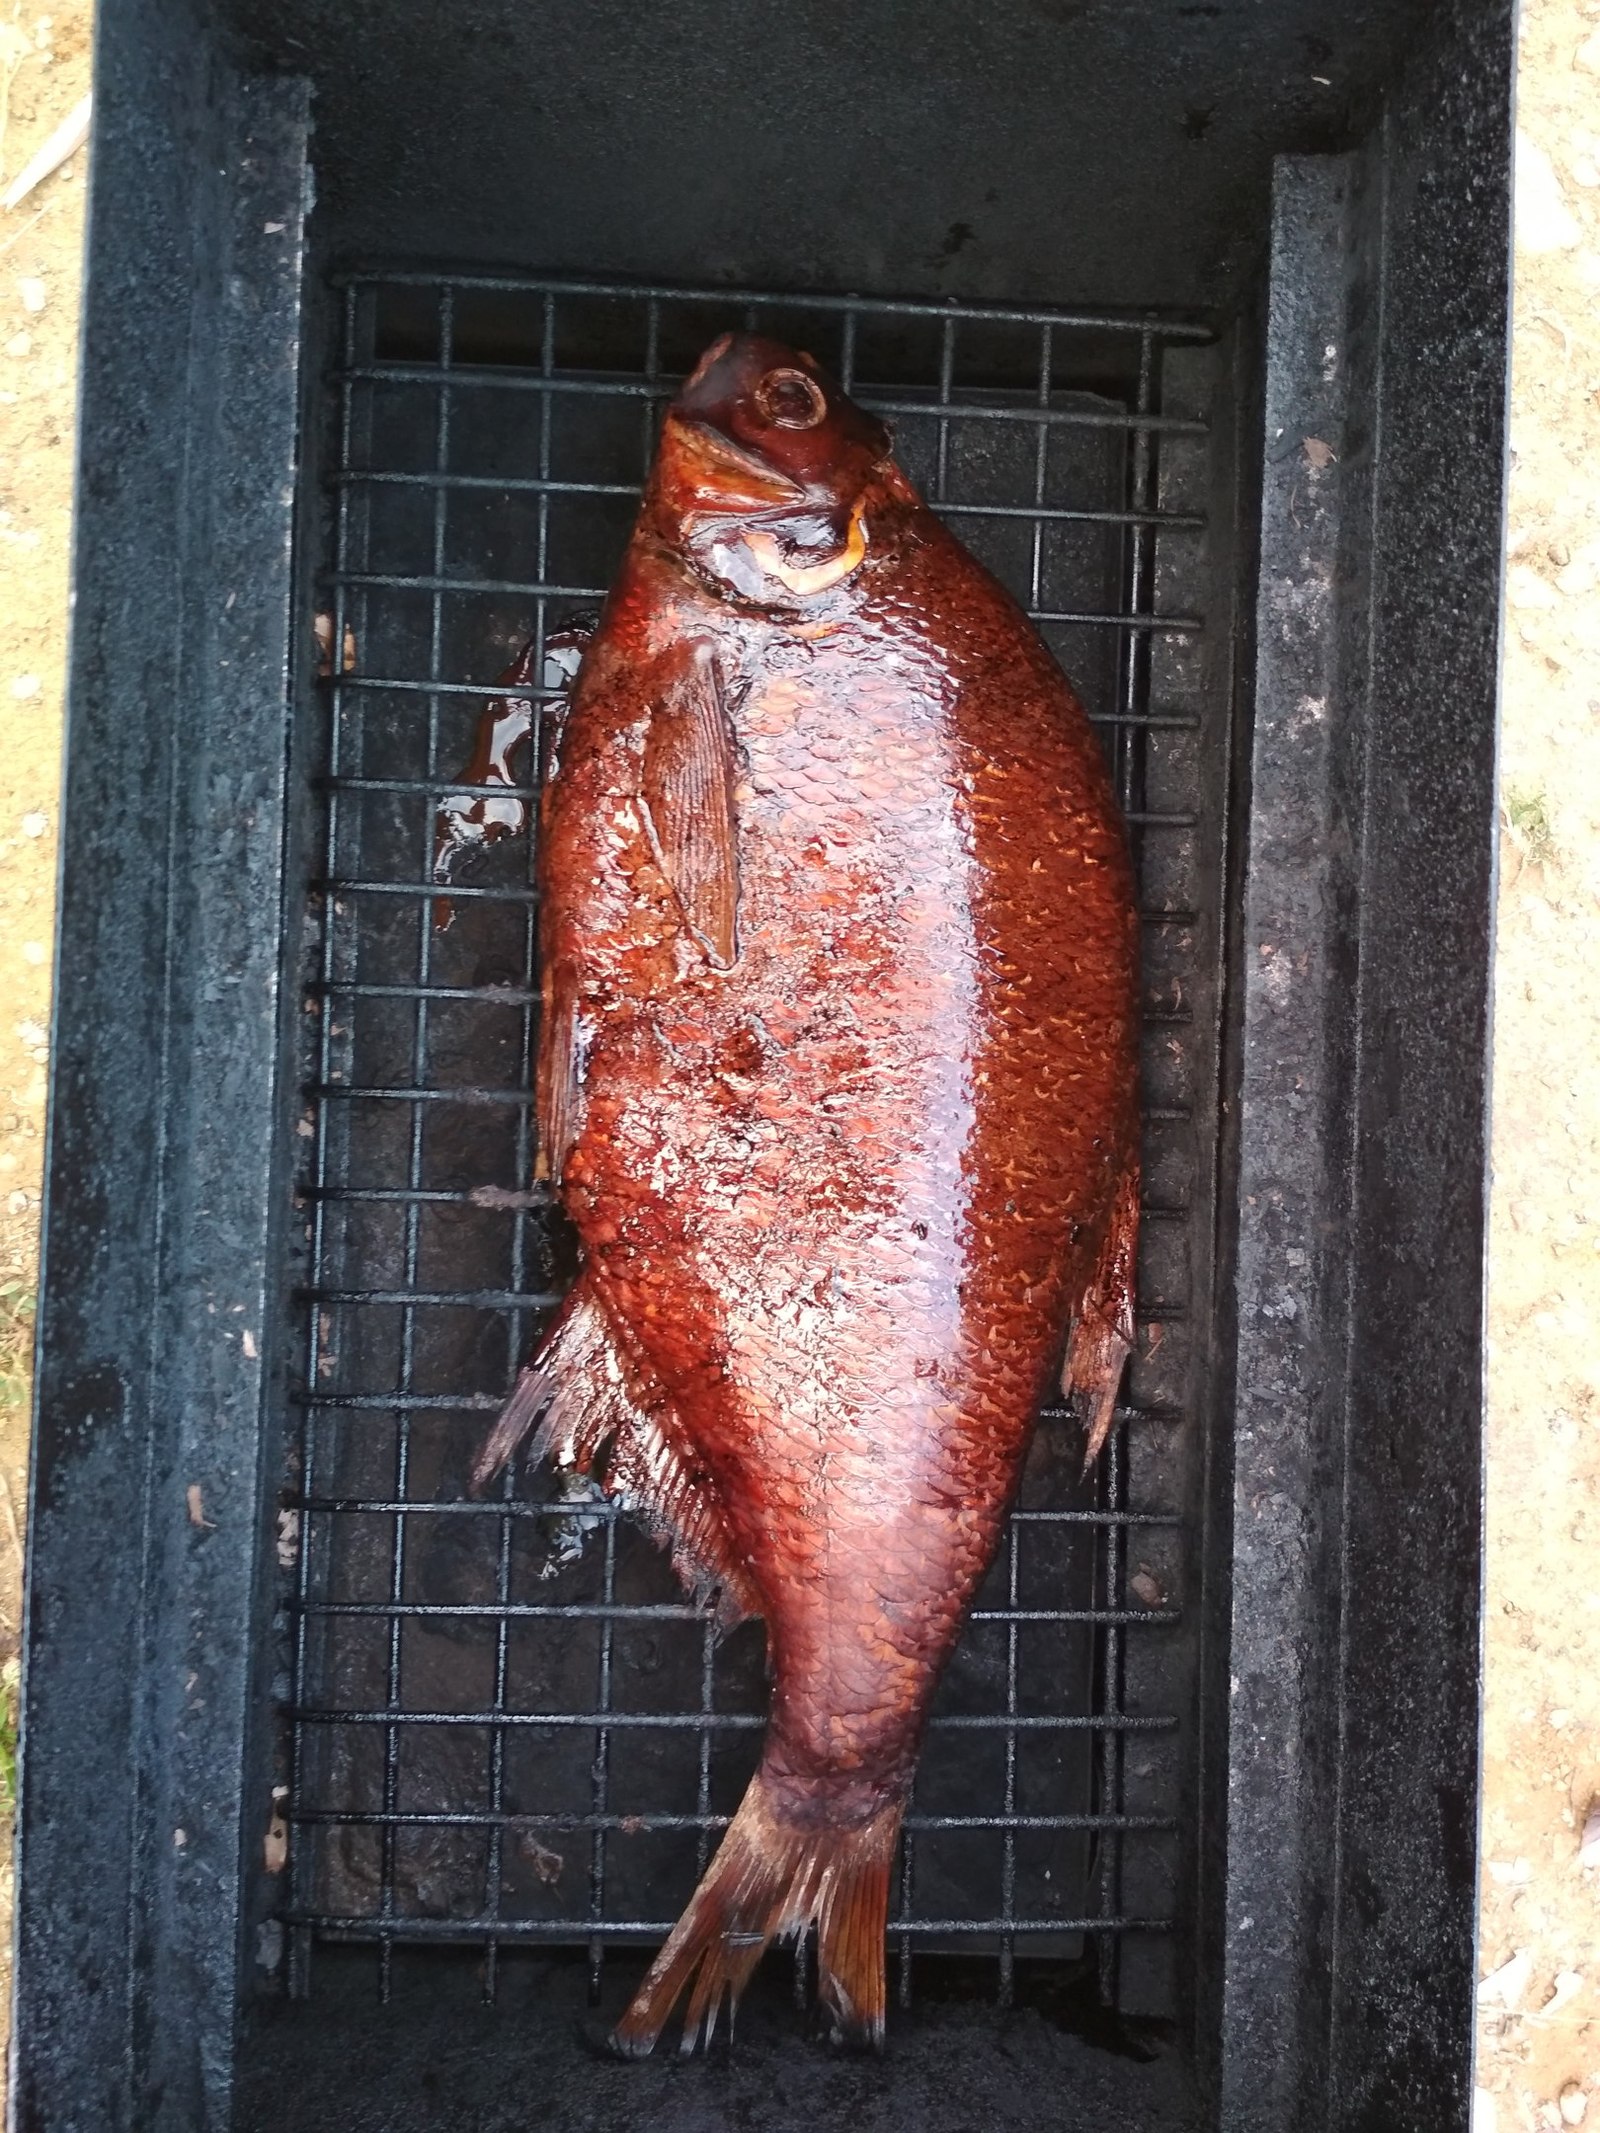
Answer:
[671, 416, 809, 507]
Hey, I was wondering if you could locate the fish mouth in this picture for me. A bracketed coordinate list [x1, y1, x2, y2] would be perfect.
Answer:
[672, 417, 808, 508]
[667, 412, 873, 598]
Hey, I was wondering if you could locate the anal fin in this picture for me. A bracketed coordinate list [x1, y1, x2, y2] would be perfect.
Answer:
[471, 1284, 757, 1626]
[1063, 1158, 1139, 1473]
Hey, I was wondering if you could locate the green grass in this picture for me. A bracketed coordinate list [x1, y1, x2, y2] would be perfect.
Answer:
[1504, 781, 1556, 865]
[0, 1656, 18, 1811]
[0, 1280, 34, 1417]
[0, 1281, 27, 1814]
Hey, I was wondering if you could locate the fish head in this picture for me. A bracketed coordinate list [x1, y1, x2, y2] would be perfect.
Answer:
[649, 333, 906, 602]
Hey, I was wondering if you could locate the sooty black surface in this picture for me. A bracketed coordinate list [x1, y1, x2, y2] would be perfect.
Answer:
[237, 1950, 1202, 2132]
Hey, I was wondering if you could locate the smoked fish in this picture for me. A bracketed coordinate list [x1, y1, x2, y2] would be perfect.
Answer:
[437, 333, 1141, 2055]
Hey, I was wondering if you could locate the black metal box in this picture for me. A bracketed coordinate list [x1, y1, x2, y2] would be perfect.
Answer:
[14, 1, 1510, 2127]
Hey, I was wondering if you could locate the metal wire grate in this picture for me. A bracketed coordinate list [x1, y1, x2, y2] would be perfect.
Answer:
[282, 274, 1221, 2023]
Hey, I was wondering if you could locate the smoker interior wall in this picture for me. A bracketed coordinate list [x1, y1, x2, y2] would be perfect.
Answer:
[233, 0, 1433, 315]
[1212, 4, 1510, 2123]
[12, 0, 1508, 2123]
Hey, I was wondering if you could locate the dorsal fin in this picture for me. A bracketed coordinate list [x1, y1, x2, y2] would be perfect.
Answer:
[639, 640, 741, 970]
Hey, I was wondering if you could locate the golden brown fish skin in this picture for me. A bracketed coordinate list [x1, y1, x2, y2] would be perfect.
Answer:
[466, 334, 1140, 2048]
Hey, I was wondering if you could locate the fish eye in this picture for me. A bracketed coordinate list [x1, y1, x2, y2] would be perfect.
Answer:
[753, 367, 828, 431]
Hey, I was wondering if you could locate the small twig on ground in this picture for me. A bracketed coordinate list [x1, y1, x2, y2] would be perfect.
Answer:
[0, 202, 45, 257]
[1530, 308, 1574, 361]
[0, 1469, 21, 1567]
[2, 93, 91, 212]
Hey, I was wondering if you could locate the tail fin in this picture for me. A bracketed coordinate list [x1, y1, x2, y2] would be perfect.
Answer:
[612, 1768, 903, 2058]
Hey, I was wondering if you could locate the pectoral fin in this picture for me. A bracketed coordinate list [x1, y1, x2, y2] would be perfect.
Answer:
[534, 954, 585, 1185]
[639, 641, 741, 971]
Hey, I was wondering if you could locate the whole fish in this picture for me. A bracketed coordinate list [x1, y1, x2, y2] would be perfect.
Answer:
[437, 334, 1140, 2055]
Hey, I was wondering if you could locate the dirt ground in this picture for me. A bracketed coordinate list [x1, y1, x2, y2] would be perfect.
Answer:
[0, 0, 1596, 2124]
[1475, 1, 1600, 2123]
[0, 0, 91, 2076]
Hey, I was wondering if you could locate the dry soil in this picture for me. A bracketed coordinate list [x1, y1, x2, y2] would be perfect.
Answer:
[0, 0, 90, 2077]
[1475, 3, 1600, 2125]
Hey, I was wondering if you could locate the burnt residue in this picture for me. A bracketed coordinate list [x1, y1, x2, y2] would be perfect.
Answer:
[237, 1946, 1203, 2132]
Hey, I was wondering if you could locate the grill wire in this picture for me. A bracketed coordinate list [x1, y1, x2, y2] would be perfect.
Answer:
[282, 274, 1217, 2024]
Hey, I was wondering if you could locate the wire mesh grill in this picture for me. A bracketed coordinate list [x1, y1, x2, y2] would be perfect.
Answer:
[283, 274, 1220, 2022]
